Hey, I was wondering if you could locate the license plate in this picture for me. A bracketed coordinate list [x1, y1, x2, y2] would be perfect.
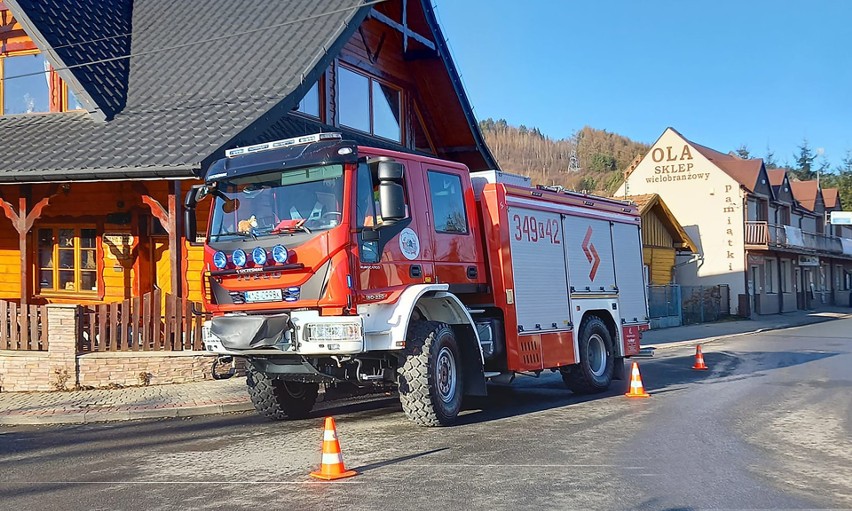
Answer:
[244, 289, 283, 303]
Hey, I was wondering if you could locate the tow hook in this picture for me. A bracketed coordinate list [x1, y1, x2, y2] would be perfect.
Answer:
[212, 355, 236, 380]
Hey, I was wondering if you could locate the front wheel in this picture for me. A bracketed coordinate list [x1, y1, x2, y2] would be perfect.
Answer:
[561, 316, 614, 394]
[246, 365, 319, 420]
[398, 321, 464, 427]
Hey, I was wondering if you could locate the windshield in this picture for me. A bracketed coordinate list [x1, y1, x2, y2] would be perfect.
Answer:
[208, 164, 344, 242]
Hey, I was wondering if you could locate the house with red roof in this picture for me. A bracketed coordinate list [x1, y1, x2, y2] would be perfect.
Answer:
[617, 128, 852, 316]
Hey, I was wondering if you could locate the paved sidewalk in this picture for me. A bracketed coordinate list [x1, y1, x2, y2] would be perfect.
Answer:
[2, 306, 850, 426]
[0, 376, 252, 426]
[642, 306, 852, 349]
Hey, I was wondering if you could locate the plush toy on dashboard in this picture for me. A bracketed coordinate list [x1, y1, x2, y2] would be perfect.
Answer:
[238, 215, 258, 233]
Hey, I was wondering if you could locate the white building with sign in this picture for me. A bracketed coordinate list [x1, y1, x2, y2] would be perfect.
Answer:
[617, 128, 852, 315]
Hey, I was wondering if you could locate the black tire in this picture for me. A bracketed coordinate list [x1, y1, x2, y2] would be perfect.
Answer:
[561, 316, 615, 394]
[398, 321, 464, 427]
[245, 365, 318, 420]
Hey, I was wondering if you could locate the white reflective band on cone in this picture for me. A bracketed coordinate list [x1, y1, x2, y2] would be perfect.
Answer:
[322, 452, 344, 465]
[324, 429, 338, 441]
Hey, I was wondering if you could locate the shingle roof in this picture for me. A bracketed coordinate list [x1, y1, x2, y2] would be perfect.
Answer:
[0, 0, 370, 182]
[823, 188, 839, 209]
[688, 140, 765, 192]
[789, 180, 822, 212]
[767, 168, 789, 187]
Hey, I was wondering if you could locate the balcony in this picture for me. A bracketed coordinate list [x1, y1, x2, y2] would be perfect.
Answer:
[745, 221, 852, 256]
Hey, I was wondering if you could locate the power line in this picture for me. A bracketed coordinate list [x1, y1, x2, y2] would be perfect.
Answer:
[1, 0, 387, 84]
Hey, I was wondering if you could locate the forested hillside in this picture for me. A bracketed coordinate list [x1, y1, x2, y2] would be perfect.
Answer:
[478, 118, 650, 195]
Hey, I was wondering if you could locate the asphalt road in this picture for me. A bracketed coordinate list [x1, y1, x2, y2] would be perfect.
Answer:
[1, 319, 850, 511]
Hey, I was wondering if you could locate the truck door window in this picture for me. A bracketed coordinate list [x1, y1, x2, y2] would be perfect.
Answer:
[427, 171, 468, 234]
[356, 162, 409, 228]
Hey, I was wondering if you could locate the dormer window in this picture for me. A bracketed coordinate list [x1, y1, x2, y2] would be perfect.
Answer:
[1, 8, 82, 115]
[1, 52, 49, 114]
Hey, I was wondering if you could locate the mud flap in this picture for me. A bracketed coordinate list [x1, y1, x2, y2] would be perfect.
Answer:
[452, 324, 487, 397]
[612, 357, 625, 380]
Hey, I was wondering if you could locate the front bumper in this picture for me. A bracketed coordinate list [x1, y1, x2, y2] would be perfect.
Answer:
[203, 310, 364, 356]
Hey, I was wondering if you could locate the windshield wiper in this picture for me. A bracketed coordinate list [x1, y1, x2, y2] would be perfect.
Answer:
[212, 230, 257, 240]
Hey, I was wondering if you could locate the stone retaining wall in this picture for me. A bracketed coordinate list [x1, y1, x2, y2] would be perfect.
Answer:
[0, 304, 224, 392]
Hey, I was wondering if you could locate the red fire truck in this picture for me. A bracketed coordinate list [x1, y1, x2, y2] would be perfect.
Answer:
[185, 133, 648, 427]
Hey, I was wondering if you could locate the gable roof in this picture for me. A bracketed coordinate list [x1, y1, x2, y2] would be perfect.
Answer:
[823, 188, 839, 210]
[621, 193, 698, 253]
[767, 168, 789, 187]
[687, 139, 767, 194]
[766, 168, 794, 203]
[0, 0, 496, 183]
[789, 180, 822, 212]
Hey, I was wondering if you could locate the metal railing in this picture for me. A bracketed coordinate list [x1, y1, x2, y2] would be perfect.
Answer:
[746, 221, 850, 255]
[681, 284, 730, 325]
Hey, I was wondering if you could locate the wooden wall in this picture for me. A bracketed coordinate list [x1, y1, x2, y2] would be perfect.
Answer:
[0, 219, 20, 297]
[644, 246, 675, 285]
[0, 6, 35, 54]
[0, 180, 206, 306]
[642, 208, 675, 249]
[641, 206, 677, 285]
[331, 4, 478, 163]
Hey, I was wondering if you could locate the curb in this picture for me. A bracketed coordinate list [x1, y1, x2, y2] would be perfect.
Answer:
[646, 313, 852, 351]
[0, 400, 254, 426]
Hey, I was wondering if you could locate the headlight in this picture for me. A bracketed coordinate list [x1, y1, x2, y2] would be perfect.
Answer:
[252, 247, 267, 266]
[212, 250, 227, 269]
[272, 244, 288, 263]
[305, 323, 362, 342]
[232, 248, 247, 267]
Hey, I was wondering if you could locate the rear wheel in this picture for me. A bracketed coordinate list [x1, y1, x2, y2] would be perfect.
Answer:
[561, 316, 614, 393]
[398, 321, 464, 427]
[246, 365, 319, 420]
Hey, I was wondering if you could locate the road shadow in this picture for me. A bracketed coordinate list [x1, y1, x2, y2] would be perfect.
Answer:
[635, 349, 841, 396]
[454, 373, 629, 426]
[353, 447, 448, 473]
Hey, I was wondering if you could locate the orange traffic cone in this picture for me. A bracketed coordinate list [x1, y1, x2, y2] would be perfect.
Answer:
[310, 417, 357, 480]
[692, 344, 709, 370]
[625, 361, 650, 398]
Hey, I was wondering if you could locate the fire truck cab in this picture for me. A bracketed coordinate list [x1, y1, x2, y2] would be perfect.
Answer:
[186, 133, 648, 427]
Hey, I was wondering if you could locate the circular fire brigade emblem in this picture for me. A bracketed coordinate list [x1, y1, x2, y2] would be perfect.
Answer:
[399, 228, 421, 260]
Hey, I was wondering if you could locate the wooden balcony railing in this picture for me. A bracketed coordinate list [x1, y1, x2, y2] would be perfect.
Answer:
[744, 221, 768, 246]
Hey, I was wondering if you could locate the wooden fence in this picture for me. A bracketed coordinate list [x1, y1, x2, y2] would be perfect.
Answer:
[77, 290, 210, 352]
[0, 299, 48, 351]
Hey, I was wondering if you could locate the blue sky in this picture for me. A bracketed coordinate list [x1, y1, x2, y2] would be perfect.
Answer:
[434, 1, 852, 169]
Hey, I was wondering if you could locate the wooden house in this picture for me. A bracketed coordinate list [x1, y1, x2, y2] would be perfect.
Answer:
[620, 194, 697, 285]
[0, 0, 497, 390]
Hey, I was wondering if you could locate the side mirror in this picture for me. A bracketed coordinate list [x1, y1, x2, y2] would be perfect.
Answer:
[374, 161, 406, 224]
[184, 185, 206, 243]
[376, 160, 404, 181]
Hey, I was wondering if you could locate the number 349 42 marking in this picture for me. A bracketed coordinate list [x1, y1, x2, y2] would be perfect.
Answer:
[512, 214, 560, 244]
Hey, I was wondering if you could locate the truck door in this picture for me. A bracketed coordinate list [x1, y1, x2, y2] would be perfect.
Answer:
[421, 166, 483, 287]
[353, 159, 434, 294]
